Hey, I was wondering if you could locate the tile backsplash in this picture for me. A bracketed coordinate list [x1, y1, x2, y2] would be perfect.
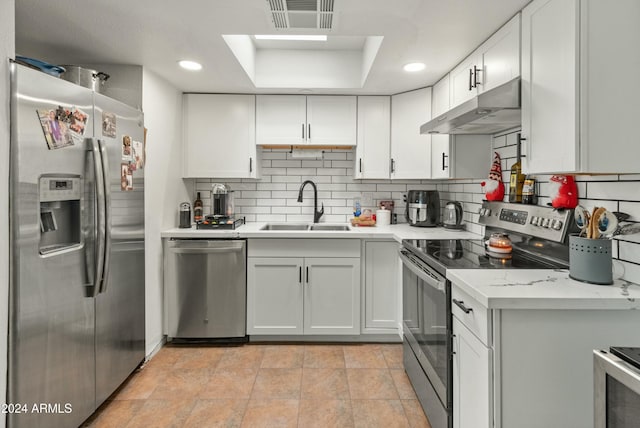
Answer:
[439, 129, 640, 284]
[195, 149, 442, 227]
[194, 130, 640, 283]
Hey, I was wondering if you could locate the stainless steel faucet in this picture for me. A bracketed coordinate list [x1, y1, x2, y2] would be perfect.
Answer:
[297, 180, 324, 223]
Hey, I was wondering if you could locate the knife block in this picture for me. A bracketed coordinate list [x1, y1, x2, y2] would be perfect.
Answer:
[569, 234, 613, 285]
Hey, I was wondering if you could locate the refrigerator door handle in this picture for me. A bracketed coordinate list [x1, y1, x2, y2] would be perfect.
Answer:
[98, 139, 112, 294]
[87, 138, 106, 297]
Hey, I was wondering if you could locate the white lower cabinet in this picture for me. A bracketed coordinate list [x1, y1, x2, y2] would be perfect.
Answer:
[362, 241, 400, 334]
[452, 280, 640, 428]
[304, 258, 360, 335]
[247, 257, 304, 335]
[247, 239, 360, 336]
[452, 316, 491, 428]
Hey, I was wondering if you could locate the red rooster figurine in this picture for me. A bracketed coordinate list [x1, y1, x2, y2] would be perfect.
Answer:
[481, 152, 505, 201]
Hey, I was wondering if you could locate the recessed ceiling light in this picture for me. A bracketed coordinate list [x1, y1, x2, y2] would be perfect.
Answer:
[403, 62, 426, 72]
[254, 35, 327, 41]
[178, 60, 202, 71]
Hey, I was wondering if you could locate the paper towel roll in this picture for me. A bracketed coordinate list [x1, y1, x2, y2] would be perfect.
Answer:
[376, 208, 391, 226]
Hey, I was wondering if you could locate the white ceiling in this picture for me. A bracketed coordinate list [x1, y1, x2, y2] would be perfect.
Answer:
[15, 0, 530, 95]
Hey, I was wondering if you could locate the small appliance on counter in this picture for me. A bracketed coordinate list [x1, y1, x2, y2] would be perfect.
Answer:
[405, 190, 440, 227]
[196, 183, 244, 230]
[443, 201, 464, 229]
[211, 183, 234, 217]
[179, 202, 192, 228]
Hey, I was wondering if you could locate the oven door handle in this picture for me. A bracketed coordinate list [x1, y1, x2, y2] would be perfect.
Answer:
[399, 250, 446, 292]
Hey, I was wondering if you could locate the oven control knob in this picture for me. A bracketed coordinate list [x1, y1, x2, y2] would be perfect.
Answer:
[552, 220, 563, 230]
[542, 218, 551, 228]
[530, 216, 538, 225]
[479, 208, 486, 216]
[485, 209, 491, 216]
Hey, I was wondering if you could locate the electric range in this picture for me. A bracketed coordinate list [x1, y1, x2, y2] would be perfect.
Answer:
[401, 201, 576, 428]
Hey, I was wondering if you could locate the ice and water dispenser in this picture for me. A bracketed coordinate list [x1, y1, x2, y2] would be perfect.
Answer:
[39, 175, 82, 254]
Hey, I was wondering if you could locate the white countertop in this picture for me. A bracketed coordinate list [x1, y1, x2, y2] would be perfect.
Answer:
[447, 268, 640, 310]
[161, 222, 481, 242]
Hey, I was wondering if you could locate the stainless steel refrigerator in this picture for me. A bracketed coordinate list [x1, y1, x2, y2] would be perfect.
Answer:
[8, 63, 145, 428]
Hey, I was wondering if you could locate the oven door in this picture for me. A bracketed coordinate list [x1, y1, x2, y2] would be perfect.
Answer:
[594, 350, 640, 427]
[400, 249, 451, 408]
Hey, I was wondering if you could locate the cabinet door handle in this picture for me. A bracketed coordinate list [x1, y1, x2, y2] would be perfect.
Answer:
[473, 65, 481, 88]
[249, 157, 253, 172]
[390, 158, 395, 173]
[306, 266, 309, 283]
[308, 124, 311, 140]
[299, 266, 302, 284]
[517, 133, 527, 158]
[468, 68, 474, 91]
[359, 158, 362, 173]
[453, 299, 473, 314]
[302, 123, 305, 140]
[442, 153, 449, 170]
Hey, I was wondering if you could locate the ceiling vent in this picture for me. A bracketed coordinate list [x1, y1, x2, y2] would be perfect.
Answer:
[267, 0, 335, 29]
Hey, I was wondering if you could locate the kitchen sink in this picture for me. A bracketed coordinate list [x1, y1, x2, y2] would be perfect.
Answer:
[309, 224, 351, 231]
[260, 223, 310, 231]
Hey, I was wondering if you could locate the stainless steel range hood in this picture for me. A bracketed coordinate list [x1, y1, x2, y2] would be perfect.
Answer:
[421, 77, 521, 135]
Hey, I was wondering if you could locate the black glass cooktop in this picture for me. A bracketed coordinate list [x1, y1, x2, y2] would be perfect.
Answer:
[402, 239, 568, 276]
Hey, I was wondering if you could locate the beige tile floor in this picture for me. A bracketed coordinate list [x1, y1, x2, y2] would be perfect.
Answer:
[83, 343, 432, 428]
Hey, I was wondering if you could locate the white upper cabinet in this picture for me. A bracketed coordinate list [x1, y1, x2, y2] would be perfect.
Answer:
[306, 96, 357, 146]
[354, 96, 391, 179]
[255, 95, 307, 146]
[450, 14, 521, 110]
[391, 88, 432, 179]
[479, 13, 520, 93]
[522, 0, 640, 174]
[182, 94, 258, 178]
[431, 74, 451, 118]
[450, 52, 482, 109]
[256, 95, 356, 146]
[431, 76, 492, 179]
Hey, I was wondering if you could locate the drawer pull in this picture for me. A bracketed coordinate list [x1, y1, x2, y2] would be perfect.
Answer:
[453, 299, 473, 314]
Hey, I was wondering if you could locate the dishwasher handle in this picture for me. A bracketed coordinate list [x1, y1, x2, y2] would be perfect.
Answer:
[168, 240, 245, 253]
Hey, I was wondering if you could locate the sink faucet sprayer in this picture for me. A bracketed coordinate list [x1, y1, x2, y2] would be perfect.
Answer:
[297, 180, 324, 223]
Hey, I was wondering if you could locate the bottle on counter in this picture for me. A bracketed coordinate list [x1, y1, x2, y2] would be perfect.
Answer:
[193, 192, 203, 222]
[508, 138, 525, 203]
[522, 175, 537, 205]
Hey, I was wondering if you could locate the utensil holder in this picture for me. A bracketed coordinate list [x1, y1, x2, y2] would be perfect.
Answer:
[569, 234, 613, 285]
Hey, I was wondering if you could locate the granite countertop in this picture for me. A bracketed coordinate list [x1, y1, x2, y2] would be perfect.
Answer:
[161, 222, 481, 242]
[447, 268, 640, 310]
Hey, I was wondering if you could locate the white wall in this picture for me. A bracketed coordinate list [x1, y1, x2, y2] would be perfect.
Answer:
[1, 1, 15, 426]
[142, 69, 190, 356]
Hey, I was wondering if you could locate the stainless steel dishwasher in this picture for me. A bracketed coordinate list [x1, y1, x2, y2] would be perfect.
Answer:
[165, 239, 246, 341]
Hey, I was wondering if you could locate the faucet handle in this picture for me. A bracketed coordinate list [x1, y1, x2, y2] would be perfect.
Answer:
[315, 203, 325, 223]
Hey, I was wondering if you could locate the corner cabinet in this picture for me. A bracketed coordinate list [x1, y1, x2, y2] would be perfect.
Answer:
[247, 239, 360, 336]
[182, 94, 258, 178]
[256, 95, 357, 146]
[521, 0, 640, 174]
[354, 96, 391, 179]
[390, 88, 432, 179]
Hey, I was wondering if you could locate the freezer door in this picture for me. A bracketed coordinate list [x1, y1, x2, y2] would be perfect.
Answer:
[92, 94, 145, 406]
[8, 64, 96, 428]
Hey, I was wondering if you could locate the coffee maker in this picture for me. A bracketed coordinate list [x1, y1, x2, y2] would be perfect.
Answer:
[405, 190, 440, 227]
[211, 183, 234, 218]
[197, 183, 243, 229]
